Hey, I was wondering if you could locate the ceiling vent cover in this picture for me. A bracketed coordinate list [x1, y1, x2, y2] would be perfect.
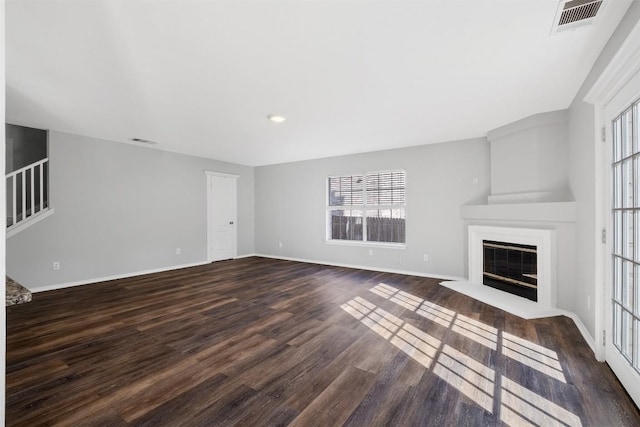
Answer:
[552, 0, 604, 33]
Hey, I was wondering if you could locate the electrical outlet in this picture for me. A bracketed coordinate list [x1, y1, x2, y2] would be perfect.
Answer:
[423, 254, 429, 262]
[369, 249, 373, 256]
[278, 241, 283, 248]
[587, 295, 591, 310]
[398, 254, 403, 265]
[176, 248, 181, 255]
[52, 261, 60, 271]
[472, 177, 479, 185]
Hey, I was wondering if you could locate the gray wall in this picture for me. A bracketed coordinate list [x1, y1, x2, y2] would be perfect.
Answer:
[7, 131, 254, 289]
[255, 138, 491, 277]
[568, 1, 640, 337]
[488, 111, 570, 200]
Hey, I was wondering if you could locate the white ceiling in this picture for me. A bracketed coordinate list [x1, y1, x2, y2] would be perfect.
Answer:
[5, 1, 633, 166]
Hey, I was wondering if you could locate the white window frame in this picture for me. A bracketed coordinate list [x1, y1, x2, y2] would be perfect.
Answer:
[325, 169, 407, 248]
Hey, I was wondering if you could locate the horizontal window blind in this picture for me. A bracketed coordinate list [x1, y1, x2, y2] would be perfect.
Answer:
[327, 170, 405, 244]
[328, 175, 363, 206]
[366, 171, 405, 206]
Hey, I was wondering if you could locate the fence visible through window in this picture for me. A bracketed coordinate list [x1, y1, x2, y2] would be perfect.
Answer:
[328, 170, 406, 244]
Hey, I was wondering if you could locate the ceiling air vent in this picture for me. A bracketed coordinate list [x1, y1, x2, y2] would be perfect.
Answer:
[551, 0, 604, 33]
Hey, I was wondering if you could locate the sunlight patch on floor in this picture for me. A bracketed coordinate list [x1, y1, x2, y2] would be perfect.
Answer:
[501, 376, 582, 426]
[341, 297, 402, 340]
[343, 284, 581, 425]
[342, 296, 441, 368]
[452, 314, 499, 351]
[434, 344, 495, 412]
[390, 323, 440, 368]
[502, 332, 566, 383]
[416, 300, 455, 328]
[370, 283, 455, 327]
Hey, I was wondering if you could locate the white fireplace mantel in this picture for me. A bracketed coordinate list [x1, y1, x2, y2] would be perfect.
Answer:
[441, 225, 560, 319]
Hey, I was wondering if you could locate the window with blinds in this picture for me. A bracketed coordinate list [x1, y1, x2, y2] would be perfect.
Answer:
[327, 170, 406, 244]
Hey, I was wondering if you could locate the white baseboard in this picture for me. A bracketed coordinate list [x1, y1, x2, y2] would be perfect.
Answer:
[30, 252, 265, 293]
[29, 260, 211, 293]
[559, 310, 597, 355]
[29, 252, 462, 293]
[253, 253, 466, 282]
[233, 253, 259, 260]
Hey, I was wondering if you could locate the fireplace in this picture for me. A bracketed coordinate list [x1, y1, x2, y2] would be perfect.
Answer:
[468, 225, 556, 312]
[482, 240, 537, 301]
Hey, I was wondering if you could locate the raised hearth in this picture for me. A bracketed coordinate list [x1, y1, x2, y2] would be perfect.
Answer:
[441, 225, 558, 319]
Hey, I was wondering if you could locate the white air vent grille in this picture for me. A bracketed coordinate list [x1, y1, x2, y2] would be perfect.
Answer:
[552, 0, 604, 33]
[559, 0, 602, 25]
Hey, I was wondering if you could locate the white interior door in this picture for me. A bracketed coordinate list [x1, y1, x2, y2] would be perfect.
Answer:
[605, 68, 640, 407]
[206, 172, 238, 262]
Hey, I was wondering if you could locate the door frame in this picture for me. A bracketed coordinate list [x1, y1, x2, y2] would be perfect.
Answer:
[602, 75, 640, 407]
[585, 19, 640, 406]
[205, 170, 239, 263]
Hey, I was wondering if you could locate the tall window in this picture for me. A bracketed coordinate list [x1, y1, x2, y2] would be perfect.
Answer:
[611, 98, 640, 375]
[327, 170, 406, 244]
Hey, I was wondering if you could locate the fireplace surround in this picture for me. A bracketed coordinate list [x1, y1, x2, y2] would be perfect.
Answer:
[468, 225, 556, 312]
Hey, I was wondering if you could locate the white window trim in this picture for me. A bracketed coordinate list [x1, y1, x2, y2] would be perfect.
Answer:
[325, 169, 407, 247]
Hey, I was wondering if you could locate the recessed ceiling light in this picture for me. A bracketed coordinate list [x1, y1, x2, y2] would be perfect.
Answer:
[267, 114, 286, 123]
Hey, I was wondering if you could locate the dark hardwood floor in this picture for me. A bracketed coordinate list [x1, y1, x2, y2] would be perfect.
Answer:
[6, 257, 640, 426]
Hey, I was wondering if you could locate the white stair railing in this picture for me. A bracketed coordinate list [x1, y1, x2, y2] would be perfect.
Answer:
[6, 158, 49, 230]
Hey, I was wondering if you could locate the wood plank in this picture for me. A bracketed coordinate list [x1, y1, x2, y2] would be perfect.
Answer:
[5, 257, 640, 426]
[288, 366, 376, 426]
